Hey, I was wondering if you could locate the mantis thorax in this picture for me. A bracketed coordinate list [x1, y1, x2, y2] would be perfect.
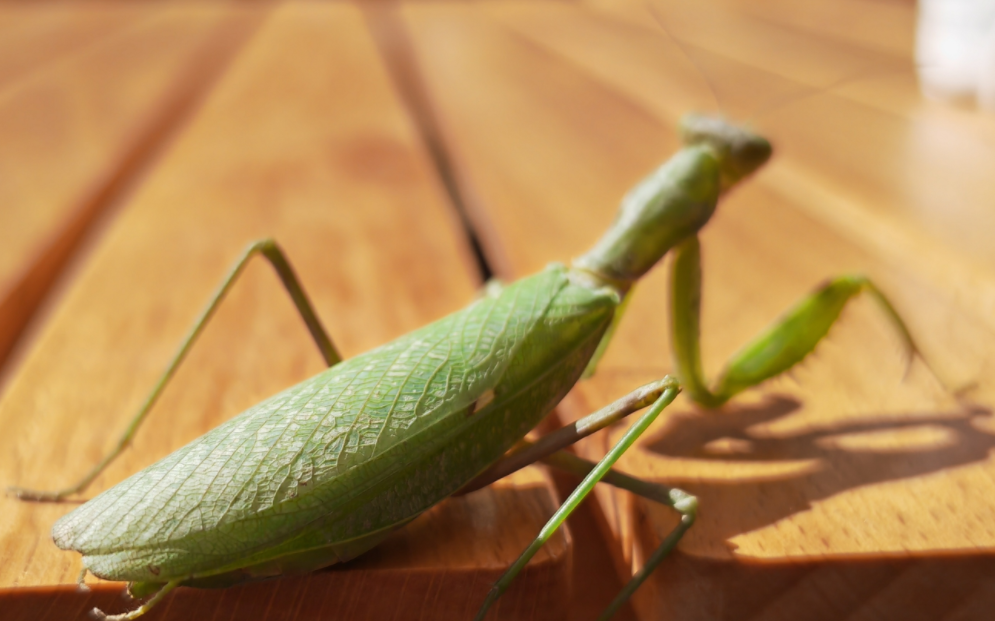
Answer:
[573, 115, 772, 289]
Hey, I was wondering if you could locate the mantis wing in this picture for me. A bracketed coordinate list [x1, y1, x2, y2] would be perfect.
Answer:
[53, 267, 571, 583]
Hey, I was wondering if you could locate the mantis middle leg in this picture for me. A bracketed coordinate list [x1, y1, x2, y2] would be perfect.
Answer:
[8, 239, 341, 501]
[472, 379, 694, 621]
[671, 234, 935, 408]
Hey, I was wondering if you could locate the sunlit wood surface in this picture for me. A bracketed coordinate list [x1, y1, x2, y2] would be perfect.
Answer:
[0, 3, 568, 620]
[0, 2, 259, 378]
[403, 0, 995, 619]
[2, 0, 994, 620]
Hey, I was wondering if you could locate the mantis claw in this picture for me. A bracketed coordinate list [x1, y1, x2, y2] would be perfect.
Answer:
[88, 607, 142, 621]
[77, 567, 91, 592]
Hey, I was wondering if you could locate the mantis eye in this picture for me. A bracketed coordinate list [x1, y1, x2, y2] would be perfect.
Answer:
[729, 132, 773, 177]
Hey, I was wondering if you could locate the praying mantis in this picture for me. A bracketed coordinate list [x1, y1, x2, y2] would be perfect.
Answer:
[7, 114, 935, 621]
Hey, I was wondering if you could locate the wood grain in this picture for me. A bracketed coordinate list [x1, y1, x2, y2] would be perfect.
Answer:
[403, 0, 995, 618]
[0, 3, 568, 620]
[0, 1, 150, 89]
[0, 2, 261, 381]
[583, 0, 995, 270]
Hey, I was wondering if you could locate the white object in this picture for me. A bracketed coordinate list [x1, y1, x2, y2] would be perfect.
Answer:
[916, 0, 995, 108]
[978, 22, 995, 109]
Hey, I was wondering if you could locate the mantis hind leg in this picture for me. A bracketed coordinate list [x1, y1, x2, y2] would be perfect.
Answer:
[670, 234, 937, 408]
[462, 378, 694, 620]
[473, 382, 685, 621]
[8, 239, 341, 501]
[541, 450, 696, 621]
[92, 579, 181, 621]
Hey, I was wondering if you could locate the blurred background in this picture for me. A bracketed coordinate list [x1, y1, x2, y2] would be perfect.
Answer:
[1, 1, 994, 620]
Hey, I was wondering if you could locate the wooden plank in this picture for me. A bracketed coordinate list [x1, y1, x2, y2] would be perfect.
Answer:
[713, 0, 917, 58]
[0, 2, 261, 382]
[402, 1, 995, 619]
[0, 2, 152, 89]
[0, 3, 569, 620]
[571, 0, 995, 270]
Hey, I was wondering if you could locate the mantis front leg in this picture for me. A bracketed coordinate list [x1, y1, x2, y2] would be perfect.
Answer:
[671, 234, 936, 408]
[8, 239, 341, 501]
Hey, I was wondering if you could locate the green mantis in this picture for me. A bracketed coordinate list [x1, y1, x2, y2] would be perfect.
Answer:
[8, 115, 931, 621]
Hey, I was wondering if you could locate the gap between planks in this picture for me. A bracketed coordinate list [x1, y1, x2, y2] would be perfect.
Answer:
[0, 5, 272, 395]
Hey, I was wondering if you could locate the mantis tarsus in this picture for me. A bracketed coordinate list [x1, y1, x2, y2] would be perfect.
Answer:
[8, 115, 935, 621]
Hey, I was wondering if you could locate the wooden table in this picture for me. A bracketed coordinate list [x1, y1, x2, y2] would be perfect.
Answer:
[2, 1, 994, 620]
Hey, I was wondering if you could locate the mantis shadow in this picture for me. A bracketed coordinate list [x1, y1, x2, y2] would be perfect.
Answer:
[641, 395, 995, 552]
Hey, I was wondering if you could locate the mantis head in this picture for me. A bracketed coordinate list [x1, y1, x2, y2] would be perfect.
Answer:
[680, 114, 772, 192]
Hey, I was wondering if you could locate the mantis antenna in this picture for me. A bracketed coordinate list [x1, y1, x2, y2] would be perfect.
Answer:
[645, 1, 725, 117]
[747, 61, 923, 123]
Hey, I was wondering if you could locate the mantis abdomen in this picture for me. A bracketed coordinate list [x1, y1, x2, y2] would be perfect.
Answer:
[53, 265, 618, 587]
